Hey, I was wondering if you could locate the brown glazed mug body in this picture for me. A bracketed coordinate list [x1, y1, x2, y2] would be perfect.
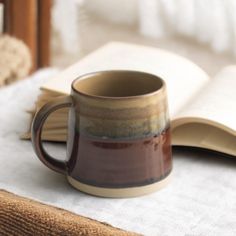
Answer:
[32, 71, 172, 197]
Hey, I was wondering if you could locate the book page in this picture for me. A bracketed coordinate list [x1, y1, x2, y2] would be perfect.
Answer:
[173, 66, 236, 134]
[42, 42, 209, 117]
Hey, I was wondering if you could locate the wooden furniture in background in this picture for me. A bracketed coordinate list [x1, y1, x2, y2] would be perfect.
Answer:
[1, 0, 51, 72]
[38, 0, 51, 68]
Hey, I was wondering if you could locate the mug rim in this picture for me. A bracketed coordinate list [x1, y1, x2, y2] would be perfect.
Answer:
[71, 70, 166, 100]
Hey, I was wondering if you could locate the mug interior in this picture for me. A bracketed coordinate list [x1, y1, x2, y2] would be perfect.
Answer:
[72, 71, 164, 98]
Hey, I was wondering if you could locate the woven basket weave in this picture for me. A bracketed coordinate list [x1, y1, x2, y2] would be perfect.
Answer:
[0, 35, 31, 87]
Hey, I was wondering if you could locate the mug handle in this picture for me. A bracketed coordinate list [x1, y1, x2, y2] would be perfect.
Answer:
[31, 96, 73, 175]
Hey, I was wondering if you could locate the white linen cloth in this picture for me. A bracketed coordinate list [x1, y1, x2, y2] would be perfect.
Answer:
[0, 69, 236, 236]
[52, 0, 236, 56]
[138, 0, 236, 55]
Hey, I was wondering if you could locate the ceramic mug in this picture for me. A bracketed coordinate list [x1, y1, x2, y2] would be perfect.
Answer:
[32, 71, 172, 197]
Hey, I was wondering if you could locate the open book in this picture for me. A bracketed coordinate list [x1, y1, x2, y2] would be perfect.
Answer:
[24, 42, 236, 156]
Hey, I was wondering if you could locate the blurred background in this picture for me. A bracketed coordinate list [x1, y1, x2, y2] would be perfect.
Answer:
[1, 0, 236, 78]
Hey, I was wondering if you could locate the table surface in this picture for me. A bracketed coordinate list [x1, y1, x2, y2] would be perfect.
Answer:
[1, 69, 236, 236]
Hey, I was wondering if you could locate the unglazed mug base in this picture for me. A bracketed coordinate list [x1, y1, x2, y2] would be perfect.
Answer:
[67, 173, 172, 198]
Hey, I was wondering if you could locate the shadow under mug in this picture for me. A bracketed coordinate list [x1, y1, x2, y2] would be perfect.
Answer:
[31, 70, 172, 198]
